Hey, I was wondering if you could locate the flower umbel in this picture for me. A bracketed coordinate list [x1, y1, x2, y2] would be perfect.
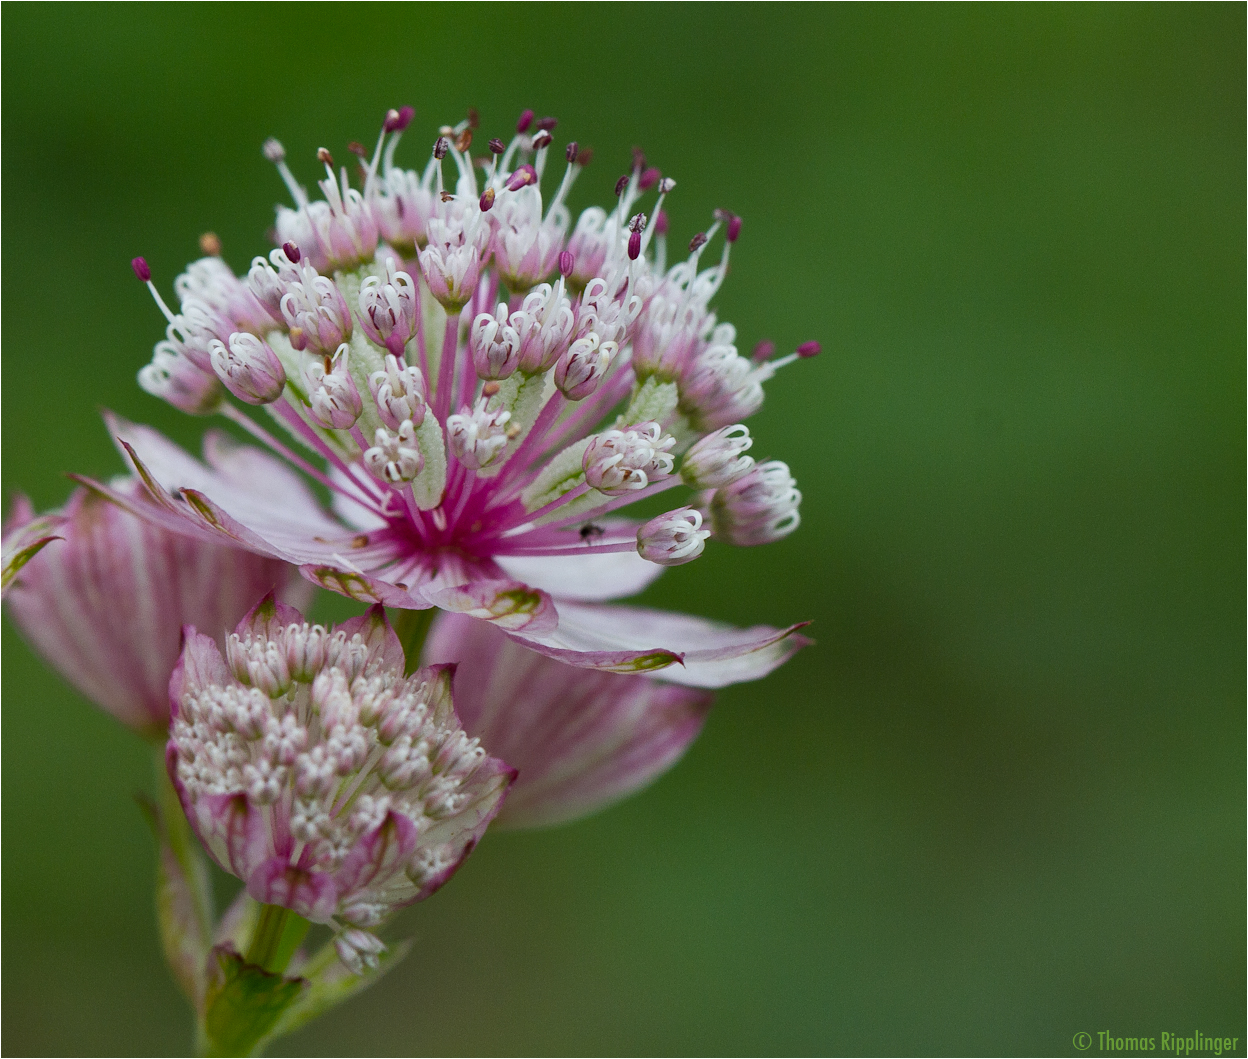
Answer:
[108, 106, 816, 684]
[168, 596, 514, 966]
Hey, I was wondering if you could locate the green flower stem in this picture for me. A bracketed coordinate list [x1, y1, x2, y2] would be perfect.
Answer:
[392, 606, 435, 675]
[152, 743, 215, 969]
[245, 904, 309, 975]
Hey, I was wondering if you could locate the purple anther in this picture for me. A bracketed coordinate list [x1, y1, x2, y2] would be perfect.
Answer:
[317, 147, 334, 166]
[348, 141, 367, 158]
[632, 147, 647, 171]
[566, 141, 579, 163]
[795, 340, 821, 359]
[131, 256, 151, 282]
[751, 340, 775, 363]
[433, 137, 449, 160]
[467, 107, 480, 129]
[386, 105, 415, 132]
[559, 250, 575, 277]
[628, 230, 642, 260]
[531, 131, 552, 150]
[383, 109, 401, 132]
[614, 175, 629, 197]
[688, 233, 708, 253]
[262, 138, 285, 163]
[488, 137, 505, 154]
[655, 210, 669, 235]
[727, 215, 743, 243]
[578, 147, 594, 167]
[516, 109, 535, 133]
[282, 241, 302, 263]
[505, 164, 537, 192]
[535, 116, 558, 132]
[479, 187, 496, 212]
[639, 167, 661, 191]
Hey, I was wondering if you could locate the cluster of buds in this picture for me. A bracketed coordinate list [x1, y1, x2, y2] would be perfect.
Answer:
[168, 598, 514, 966]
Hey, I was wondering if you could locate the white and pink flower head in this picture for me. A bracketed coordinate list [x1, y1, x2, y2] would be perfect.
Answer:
[105, 106, 818, 688]
[167, 595, 514, 970]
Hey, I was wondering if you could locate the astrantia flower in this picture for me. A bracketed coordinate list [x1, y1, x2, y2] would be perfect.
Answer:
[98, 106, 818, 683]
[167, 596, 514, 969]
[3, 482, 308, 735]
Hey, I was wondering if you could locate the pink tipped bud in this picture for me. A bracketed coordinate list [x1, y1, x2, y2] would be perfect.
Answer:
[751, 339, 776, 363]
[447, 397, 512, 471]
[654, 211, 669, 236]
[209, 333, 287, 405]
[433, 137, 449, 160]
[689, 233, 708, 253]
[559, 251, 575, 277]
[708, 461, 801, 547]
[681, 424, 755, 489]
[516, 109, 535, 133]
[554, 334, 615, 401]
[303, 346, 363, 430]
[131, 257, 152, 282]
[480, 187, 496, 212]
[795, 340, 821, 359]
[637, 508, 710, 566]
[639, 166, 661, 191]
[566, 141, 579, 163]
[369, 353, 427, 431]
[726, 214, 742, 242]
[488, 137, 505, 154]
[282, 241, 301, 264]
[262, 137, 286, 163]
[614, 175, 629, 197]
[583, 422, 675, 495]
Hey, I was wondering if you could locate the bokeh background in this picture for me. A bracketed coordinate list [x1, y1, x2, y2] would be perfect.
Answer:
[2, 4, 1243, 1055]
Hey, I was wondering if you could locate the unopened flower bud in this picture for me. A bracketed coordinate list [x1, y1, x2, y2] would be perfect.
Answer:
[209, 333, 286, 404]
[637, 508, 710, 566]
[368, 354, 427, 431]
[681, 424, 755, 488]
[554, 333, 615, 401]
[335, 929, 386, 974]
[364, 421, 423, 483]
[303, 346, 363, 429]
[470, 305, 521, 380]
[583, 422, 675, 495]
[447, 398, 512, 471]
[708, 461, 801, 546]
[357, 263, 418, 357]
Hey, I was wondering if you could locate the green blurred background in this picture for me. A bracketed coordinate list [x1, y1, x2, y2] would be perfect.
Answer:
[2, 4, 1243, 1055]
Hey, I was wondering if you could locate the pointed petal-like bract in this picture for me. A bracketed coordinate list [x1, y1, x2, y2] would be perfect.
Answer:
[5, 485, 309, 734]
[426, 612, 714, 828]
[506, 601, 813, 688]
